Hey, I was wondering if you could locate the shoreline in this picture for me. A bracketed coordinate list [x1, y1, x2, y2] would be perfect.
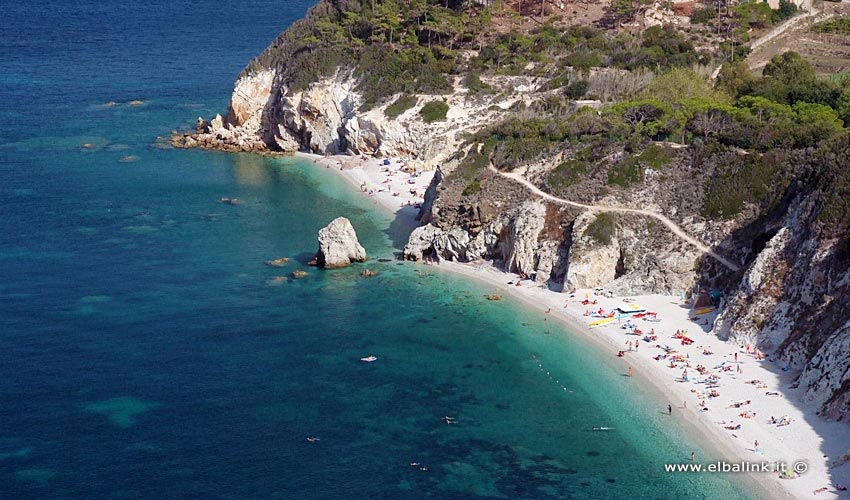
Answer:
[299, 152, 850, 500]
[295, 152, 434, 230]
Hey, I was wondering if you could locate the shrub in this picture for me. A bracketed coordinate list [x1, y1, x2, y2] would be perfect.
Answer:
[464, 72, 493, 94]
[462, 179, 482, 196]
[546, 160, 587, 195]
[812, 17, 850, 35]
[607, 155, 644, 187]
[420, 100, 450, 123]
[773, 0, 798, 23]
[385, 94, 418, 119]
[639, 144, 673, 169]
[565, 79, 589, 99]
[691, 8, 718, 24]
[585, 213, 617, 245]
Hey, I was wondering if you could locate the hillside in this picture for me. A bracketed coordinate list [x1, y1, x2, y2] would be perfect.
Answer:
[170, 0, 850, 422]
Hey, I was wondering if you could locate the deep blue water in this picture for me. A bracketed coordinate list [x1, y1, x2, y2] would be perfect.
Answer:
[0, 2, 755, 499]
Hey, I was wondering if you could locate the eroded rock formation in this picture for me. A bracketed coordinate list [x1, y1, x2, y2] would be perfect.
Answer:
[314, 217, 367, 269]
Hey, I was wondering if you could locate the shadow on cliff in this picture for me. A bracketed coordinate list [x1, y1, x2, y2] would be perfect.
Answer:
[698, 186, 850, 488]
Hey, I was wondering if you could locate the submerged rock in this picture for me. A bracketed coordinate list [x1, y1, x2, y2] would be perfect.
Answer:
[264, 257, 289, 267]
[361, 269, 379, 277]
[291, 270, 308, 279]
[314, 217, 367, 269]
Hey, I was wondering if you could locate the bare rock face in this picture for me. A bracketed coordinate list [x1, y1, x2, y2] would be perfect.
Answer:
[228, 69, 276, 127]
[275, 76, 357, 153]
[404, 224, 445, 261]
[315, 217, 367, 269]
[565, 212, 621, 290]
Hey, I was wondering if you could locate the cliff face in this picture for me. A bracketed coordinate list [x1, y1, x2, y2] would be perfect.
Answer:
[404, 158, 699, 295]
[174, 67, 534, 168]
[713, 191, 850, 422]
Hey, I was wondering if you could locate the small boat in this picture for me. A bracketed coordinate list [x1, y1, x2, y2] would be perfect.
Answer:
[360, 355, 378, 362]
[694, 306, 715, 315]
[592, 427, 614, 431]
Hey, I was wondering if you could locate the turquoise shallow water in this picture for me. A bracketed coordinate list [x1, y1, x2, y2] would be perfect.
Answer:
[0, 1, 756, 499]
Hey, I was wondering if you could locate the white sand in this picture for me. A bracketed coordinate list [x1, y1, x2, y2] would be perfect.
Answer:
[297, 152, 850, 499]
[296, 152, 435, 225]
[440, 260, 850, 500]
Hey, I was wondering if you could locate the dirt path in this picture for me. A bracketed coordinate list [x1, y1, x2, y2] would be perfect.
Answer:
[709, 2, 824, 78]
[487, 164, 741, 271]
[745, 2, 834, 71]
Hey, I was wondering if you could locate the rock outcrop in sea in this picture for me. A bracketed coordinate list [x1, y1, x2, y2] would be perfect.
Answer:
[313, 217, 367, 269]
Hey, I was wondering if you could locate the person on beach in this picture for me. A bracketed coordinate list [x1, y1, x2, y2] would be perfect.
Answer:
[668, 404, 672, 415]
[754, 439, 759, 449]
[691, 452, 695, 461]
[628, 367, 633, 377]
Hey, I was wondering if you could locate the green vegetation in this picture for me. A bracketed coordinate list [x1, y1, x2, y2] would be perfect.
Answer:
[690, 7, 718, 24]
[810, 133, 850, 236]
[480, 116, 572, 170]
[464, 72, 493, 94]
[462, 179, 482, 196]
[246, 0, 716, 111]
[546, 159, 587, 195]
[585, 213, 617, 246]
[564, 79, 589, 99]
[446, 138, 497, 190]
[244, 0, 850, 234]
[606, 146, 671, 187]
[385, 94, 418, 119]
[419, 100, 449, 123]
[732, 0, 797, 31]
[357, 45, 453, 110]
[812, 17, 850, 35]
[606, 59, 846, 149]
[702, 150, 787, 219]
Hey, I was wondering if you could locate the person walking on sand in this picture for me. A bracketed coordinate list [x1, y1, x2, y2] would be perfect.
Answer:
[691, 452, 695, 461]
[668, 404, 672, 415]
[628, 367, 633, 377]
[754, 439, 759, 450]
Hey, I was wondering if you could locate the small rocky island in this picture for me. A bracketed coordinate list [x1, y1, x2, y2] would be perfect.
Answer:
[312, 217, 367, 269]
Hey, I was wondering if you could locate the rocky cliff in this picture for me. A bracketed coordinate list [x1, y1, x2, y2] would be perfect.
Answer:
[173, 67, 536, 167]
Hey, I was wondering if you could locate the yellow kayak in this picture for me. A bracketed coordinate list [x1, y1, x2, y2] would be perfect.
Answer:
[694, 307, 715, 315]
[589, 317, 617, 328]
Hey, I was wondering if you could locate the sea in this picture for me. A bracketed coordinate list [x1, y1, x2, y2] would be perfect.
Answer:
[0, 1, 755, 499]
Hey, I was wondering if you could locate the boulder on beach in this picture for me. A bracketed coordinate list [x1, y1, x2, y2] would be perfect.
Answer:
[314, 217, 367, 269]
